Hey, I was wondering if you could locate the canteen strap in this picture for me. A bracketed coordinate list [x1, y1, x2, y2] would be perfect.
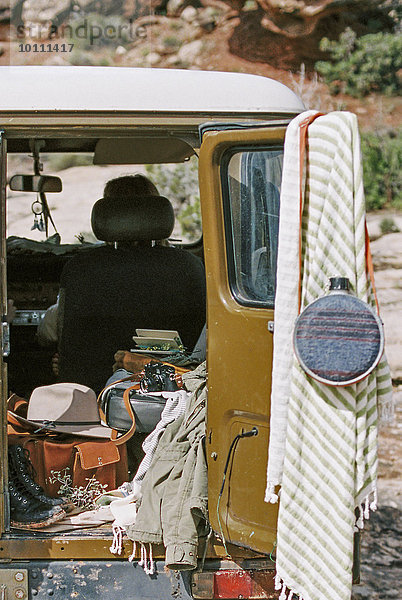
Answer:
[298, 113, 324, 313]
[365, 221, 380, 314]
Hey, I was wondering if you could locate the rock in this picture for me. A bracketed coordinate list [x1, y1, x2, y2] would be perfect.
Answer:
[166, 0, 193, 16]
[226, 0, 395, 69]
[361, 228, 402, 382]
[72, 0, 125, 15]
[17, 0, 132, 29]
[124, 0, 165, 19]
[176, 38, 202, 63]
[181, 6, 198, 22]
[197, 18, 216, 32]
[115, 45, 127, 56]
[146, 51, 161, 65]
[257, 0, 380, 38]
[46, 54, 70, 66]
[22, 0, 70, 25]
[0, 0, 10, 24]
[86, 0, 126, 15]
[166, 54, 179, 65]
[196, 8, 217, 32]
[371, 232, 402, 270]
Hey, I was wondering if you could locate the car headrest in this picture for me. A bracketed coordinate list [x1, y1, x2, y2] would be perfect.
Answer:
[91, 195, 175, 242]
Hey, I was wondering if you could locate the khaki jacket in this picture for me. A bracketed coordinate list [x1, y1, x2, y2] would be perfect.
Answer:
[127, 363, 208, 570]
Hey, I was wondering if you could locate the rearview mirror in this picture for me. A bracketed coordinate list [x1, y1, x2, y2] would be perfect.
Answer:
[9, 175, 62, 193]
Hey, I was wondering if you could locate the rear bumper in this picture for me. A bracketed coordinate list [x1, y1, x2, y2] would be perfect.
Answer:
[0, 560, 194, 600]
[0, 558, 278, 600]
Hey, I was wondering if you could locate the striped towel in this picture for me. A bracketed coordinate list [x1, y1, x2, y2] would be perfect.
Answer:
[266, 111, 393, 600]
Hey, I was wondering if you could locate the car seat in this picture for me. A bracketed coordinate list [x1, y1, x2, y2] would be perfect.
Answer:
[57, 194, 206, 393]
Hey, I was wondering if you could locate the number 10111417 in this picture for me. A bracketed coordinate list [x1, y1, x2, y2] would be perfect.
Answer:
[18, 43, 74, 53]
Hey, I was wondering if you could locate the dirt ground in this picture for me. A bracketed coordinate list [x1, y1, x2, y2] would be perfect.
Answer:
[352, 389, 402, 600]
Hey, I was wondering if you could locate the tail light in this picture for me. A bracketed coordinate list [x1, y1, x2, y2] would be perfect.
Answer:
[192, 569, 278, 599]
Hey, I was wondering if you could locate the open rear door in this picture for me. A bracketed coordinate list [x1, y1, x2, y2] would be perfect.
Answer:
[0, 131, 8, 536]
[199, 124, 287, 555]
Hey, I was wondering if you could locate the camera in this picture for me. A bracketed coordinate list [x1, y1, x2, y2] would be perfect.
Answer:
[140, 362, 179, 393]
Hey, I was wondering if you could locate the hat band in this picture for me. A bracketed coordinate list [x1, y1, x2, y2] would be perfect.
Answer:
[31, 419, 101, 428]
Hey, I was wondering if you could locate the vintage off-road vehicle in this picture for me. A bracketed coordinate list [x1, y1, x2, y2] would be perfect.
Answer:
[0, 66, 306, 599]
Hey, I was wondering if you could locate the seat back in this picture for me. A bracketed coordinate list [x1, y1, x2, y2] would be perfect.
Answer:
[57, 194, 206, 392]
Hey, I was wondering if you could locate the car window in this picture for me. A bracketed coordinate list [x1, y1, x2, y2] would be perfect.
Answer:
[222, 147, 283, 308]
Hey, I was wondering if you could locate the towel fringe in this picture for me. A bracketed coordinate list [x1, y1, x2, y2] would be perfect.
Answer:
[274, 573, 282, 590]
[370, 489, 378, 512]
[364, 497, 370, 520]
[110, 525, 124, 555]
[128, 541, 137, 562]
[265, 482, 279, 504]
[274, 577, 299, 600]
[356, 504, 364, 529]
[356, 489, 377, 530]
[279, 582, 287, 600]
[139, 542, 146, 568]
[139, 542, 155, 575]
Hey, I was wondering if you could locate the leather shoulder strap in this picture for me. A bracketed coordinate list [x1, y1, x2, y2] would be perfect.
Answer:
[298, 113, 324, 313]
[97, 373, 142, 446]
[110, 383, 139, 446]
[365, 221, 380, 313]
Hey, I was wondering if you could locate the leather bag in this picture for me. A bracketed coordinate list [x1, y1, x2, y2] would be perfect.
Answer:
[9, 434, 128, 498]
[98, 364, 185, 434]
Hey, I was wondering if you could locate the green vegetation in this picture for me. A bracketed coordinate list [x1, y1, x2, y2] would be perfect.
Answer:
[169, 22, 183, 31]
[379, 217, 400, 235]
[68, 13, 133, 50]
[64, 12, 133, 65]
[178, 197, 202, 240]
[145, 157, 201, 242]
[46, 154, 93, 172]
[316, 29, 402, 97]
[361, 128, 402, 211]
[163, 36, 182, 50]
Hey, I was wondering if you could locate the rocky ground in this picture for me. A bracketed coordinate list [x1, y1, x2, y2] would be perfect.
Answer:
[350, 218, 402, 599]
[352, 389, 402, 600]
[367, 216, 402, 384]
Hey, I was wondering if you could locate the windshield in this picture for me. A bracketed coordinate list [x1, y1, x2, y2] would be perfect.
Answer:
[7, 154, 202, 245]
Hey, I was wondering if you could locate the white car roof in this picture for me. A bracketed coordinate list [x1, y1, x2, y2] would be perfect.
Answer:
[0, 66, 304, 114]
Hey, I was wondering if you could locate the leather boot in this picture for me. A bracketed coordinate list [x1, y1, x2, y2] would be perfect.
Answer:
[8, 476, 66, 529]
[8, 445, 69, 509]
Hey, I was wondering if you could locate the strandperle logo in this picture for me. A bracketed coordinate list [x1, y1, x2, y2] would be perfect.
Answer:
[15, 18, 147, 46]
